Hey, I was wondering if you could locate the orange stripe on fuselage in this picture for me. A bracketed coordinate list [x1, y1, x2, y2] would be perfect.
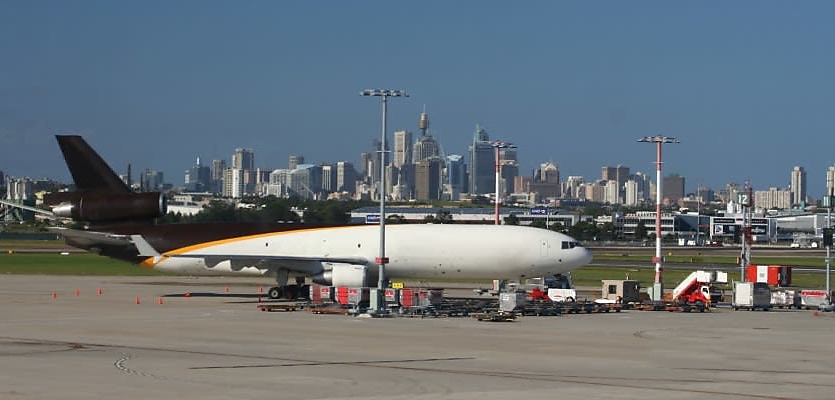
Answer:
[139, 257, 158, 268]
[162, 225, 361, 256]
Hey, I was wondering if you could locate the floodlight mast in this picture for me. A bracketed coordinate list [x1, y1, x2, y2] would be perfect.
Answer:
[491, 140, 516, 225]
[360, 89, 408, 305]
[637, 134, 679, 296]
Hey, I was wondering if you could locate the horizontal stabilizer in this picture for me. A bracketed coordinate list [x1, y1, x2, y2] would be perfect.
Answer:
[130, 235, 161, 257]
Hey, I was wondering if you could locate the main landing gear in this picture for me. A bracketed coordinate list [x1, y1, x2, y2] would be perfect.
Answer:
[267, 270, 308, 300]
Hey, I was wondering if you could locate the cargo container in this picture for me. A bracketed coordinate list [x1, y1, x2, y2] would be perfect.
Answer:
[732, 282, 772, 311]
[770, 289, 800, 309]
[745, 265, 791, 286]
[347, 288, 370, 307]
[600, 280, 640, 303]
[310, 284, 334, 303]
[499, 291, 527, 312]
[799, 290, 829, 309]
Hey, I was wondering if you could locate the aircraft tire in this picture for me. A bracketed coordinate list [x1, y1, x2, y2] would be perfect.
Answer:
[268, 287, 283, 299]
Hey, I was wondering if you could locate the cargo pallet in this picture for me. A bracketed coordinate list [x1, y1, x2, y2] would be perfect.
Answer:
[470, 311, 517, 322]
[308, 303, 351, 315]
[631, 302, 709, 313]
[556, 302, 623, 314]
[257, 303, 302, 312]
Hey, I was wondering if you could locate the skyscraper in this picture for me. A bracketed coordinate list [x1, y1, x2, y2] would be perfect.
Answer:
[211, 159, 226, 193]
[414, 158, 442, 201]
[393, 130, 412, 168]
[444, 154, 466, 200]
[601, 165, 630, 188]
[827, 165, 835, 197]
[663, 174, 685, 204]
[289, 155, 304, 170]
[791, 166, 806, 205]
[336, 161, 358, 194]
[184, 157, 211, 192]
[232, 148, 255, 194]
[468, 125, 493, 195]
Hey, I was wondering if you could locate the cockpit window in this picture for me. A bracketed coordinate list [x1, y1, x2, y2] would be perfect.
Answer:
[561, 241, 584, 249]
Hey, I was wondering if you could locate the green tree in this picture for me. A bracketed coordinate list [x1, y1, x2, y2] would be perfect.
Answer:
[529, 219, 547, 229]
[503, 214, 520, 225]
[634, 220, 648, 241]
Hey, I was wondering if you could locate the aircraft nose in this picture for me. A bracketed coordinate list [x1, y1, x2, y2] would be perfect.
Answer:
[580, 247, 593, 265]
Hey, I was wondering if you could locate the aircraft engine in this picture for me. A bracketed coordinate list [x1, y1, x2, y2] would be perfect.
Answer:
[49, 192, 166, 223]
[312, 263, 368, 287]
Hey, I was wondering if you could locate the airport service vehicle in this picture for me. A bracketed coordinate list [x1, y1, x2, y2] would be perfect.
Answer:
[732, 282, 772, 311]
[668, 270, 722, 305]
[3, 135, 594, 299]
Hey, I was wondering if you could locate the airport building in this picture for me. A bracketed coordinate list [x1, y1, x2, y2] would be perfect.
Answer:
[350, 206, 584, 227]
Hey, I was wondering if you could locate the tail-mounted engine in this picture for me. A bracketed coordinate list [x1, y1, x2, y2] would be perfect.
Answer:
[46, 191, 166, 223]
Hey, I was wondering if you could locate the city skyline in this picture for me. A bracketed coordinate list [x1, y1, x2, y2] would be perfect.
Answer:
[2, 2, 835, 196]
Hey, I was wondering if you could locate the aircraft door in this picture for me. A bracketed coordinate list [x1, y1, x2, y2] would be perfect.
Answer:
[540, 239, 550, 257]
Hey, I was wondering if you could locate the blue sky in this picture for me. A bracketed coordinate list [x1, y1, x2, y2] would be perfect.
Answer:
[2, 1, 834, 196]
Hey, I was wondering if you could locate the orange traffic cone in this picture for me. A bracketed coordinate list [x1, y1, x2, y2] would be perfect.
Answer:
[224, 286, 230, 293]
[157, 297, 164, 305]
[97, 288, 103, 296]
[184, 291, 191, 298]
[75, 289, 80, 297]
[51, 292, 57, 299]
[135, 296, 141, 305]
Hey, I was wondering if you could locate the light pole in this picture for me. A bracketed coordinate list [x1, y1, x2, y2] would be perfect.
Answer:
[491, 140, 515, 225]
[824, 189, 833, 304]
[360, 89, 408, 308]
[637, 134, 679, 301]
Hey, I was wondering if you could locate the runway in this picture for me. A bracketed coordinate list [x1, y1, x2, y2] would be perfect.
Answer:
[2, 275, 835, 400]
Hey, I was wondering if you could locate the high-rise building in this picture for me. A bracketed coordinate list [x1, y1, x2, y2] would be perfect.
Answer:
[754, 187, 793, 210]
[468, 125, 493, 195]
[222, 168, 244, 198]
[414, 158, 442, 201]
[232, 148, 255, 170]
[827, 165, 835, 197]
[321, 164, 335, 193]
[624, 180, 639, 206]
[663, 174, 685, 204]
[444, 154, 466, 200]
[288, 164, 322, 200]
[211, 159, 226, 193]
[536, 162, 560, 184]
[413, 135, 440, 163]
[604, 180, 620, 204]
[393, 130, 412, 168]
[336, 161, 358, 194]
[141, 169, 165, 192]
[289, 155, 304, 170]
[184, 157, 211, 192]
[791, 166, 807, 205]
[232, 148, 255, 194]
[601, 165, 630, 188]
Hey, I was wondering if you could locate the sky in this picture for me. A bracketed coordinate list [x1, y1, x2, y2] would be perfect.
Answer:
[2, 1, 834, 197]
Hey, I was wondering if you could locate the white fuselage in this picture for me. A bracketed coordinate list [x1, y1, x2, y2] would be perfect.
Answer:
[146, 224, 593, 281]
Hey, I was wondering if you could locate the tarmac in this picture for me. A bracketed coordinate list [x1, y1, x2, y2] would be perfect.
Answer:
[2, 275, 835, 400]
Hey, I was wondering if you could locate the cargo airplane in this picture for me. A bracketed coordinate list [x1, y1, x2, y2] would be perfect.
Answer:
[4, 135, 593, 298]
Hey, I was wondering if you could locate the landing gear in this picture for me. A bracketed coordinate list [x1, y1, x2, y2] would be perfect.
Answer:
[266, 271, 308, 300]
[267, 287, 284, 299]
